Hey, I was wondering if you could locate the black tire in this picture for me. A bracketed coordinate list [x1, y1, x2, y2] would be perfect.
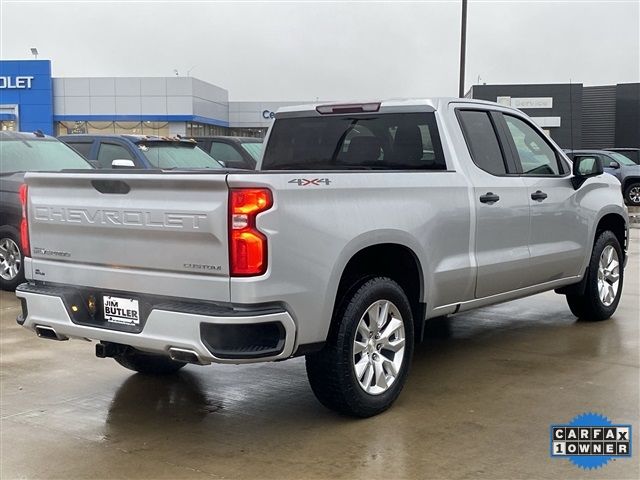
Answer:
[114, 349, 186, 375]
[624, 182, 640, 206]
[305, 277, 414, 417]
[0, 226, 25, 291]
[566, 230, 624, 321]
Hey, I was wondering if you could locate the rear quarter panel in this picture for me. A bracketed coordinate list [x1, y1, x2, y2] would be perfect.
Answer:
[227, 170, 474, 346]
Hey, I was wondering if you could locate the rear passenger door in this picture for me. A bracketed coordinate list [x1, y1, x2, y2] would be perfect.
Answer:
[500, 113, 588, 285]
[457, 109, 531, 298]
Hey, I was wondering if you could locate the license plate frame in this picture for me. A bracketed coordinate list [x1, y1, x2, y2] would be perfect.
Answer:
[103, 295, 141, 326]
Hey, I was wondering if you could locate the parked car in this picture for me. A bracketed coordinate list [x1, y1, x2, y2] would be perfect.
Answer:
[566, 149, 640, 205]
[58, 134, 222, 170]
[0, 131, 93, 290]
[17, 99, 628, 417]
[188, 136, 262, 169]
[602, 148, 640, 165]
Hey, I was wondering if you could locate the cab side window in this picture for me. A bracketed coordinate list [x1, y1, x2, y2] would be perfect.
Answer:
[457, 110, 507, 175]
[65, 141, 93, 160]
[211, 142, 244, 166]
[97, 143, 134, 169]
[503, 115, 561, 176]
[600, 154, 617, 168]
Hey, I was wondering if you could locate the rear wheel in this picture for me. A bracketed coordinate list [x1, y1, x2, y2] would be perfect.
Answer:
[624, 183, 640, 206]
[306, 277, 414, 417]
[566, 230, 623, 321]
[114, 349, 186, 375]
[0, 226, 24, 291]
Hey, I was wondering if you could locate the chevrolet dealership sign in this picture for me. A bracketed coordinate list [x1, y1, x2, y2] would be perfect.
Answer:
[0, 76, 34, 89]
[0, 60, 53, 134]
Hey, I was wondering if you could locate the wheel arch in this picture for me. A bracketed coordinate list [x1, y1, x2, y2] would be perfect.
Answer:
[595, 212, 627, 253]
[557, 210, 628, 296]
[622, 176, 640, 190]
[328, 235, 427, 343]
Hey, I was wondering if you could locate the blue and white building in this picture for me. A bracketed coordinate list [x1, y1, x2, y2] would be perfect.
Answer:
[1, 59, 306, 138]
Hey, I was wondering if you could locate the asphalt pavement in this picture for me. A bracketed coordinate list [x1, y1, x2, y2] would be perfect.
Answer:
[1, 230, 638, 479]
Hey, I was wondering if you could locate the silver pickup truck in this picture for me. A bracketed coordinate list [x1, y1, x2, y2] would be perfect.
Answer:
[16, 98, 628, 417]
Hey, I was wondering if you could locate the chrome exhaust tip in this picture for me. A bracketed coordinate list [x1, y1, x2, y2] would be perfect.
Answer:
[168, 347, 208, 365]
[35, 325, 68, 341]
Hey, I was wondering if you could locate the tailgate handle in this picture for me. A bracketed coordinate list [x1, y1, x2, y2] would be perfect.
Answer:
[91, 180, 131, 194]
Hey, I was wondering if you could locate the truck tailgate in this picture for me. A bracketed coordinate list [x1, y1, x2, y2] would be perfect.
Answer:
[24, 171, 231, 302]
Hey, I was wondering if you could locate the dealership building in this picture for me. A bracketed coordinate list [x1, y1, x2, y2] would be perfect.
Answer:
[469, 82, 640, 149]
[2, 59, 639, 149]
[0, 59, 308, 138]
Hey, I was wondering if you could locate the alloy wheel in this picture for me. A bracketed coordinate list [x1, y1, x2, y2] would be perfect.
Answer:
[353, 300, 406, 395]
[0, 237, 21, 281]
[597, 245, 620, 307]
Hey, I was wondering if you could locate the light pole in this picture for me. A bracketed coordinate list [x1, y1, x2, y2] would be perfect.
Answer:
[30, 48, 39, 59]
[458, 0, 468, 98]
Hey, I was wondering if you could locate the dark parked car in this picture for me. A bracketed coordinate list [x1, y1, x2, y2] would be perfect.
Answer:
[0, 131, 93, 290]
[602, 148, 640, 165]
[58, 134, 222, 170]
[566, 149, 640, 206]
[188, 136, 262, 169]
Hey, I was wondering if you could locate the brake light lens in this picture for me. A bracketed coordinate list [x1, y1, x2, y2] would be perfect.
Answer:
[316, 102, 381, 114]
[19, 184, 30, 256]
[229, 188, 273, 276]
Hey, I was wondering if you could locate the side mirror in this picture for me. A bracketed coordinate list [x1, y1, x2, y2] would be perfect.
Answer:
[111, 159, 136, 169]
[572, 156, 603, 189]
[608, 161, 620, 169]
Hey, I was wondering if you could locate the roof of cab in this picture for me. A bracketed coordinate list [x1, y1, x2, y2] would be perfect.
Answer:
[275, 97, 519, 117]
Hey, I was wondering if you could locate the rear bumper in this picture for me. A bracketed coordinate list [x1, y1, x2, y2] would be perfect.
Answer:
[15, 283, 296, 364]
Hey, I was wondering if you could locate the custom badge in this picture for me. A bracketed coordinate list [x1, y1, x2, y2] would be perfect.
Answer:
[551, 412, 632, 470]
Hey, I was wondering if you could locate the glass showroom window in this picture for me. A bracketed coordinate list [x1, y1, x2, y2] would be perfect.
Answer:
[113, 122, 143, 134]
[56, 121, 88, 135]
[228, 127, 267, 138]
[0, 120, 16, 131]
[186, 122, 229, 137]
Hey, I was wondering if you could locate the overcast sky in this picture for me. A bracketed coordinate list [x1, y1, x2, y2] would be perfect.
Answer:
[1, 0, 638, 101]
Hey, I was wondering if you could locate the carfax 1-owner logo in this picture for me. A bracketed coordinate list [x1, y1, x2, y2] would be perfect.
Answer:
[551, 413, 633, 470]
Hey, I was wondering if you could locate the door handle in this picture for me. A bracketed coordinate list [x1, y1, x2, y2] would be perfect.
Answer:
[531, 190, 548, 201]
[479, 192, 500, 204]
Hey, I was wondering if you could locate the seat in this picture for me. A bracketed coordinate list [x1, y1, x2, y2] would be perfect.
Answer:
[343, 136, 382, 164]
[392, 125, 423, 164]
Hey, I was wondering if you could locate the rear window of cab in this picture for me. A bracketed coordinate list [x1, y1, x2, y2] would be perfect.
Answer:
[262, 112, 446, 171]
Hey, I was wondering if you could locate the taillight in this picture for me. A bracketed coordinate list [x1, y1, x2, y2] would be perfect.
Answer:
[19, 184, 30, 257]
[229, 188, 273, 276]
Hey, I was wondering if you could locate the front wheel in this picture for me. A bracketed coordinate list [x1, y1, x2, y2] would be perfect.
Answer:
[114, 349, 186, 375]
[624, 183, 640, 206]
[566, 230, 624, 321]
[306, 277, 414, 417]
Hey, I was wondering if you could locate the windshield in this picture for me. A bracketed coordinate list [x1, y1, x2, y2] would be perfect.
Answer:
[240, 142, 263, 161]
[0, 138, 92, 174]
[609, 152, 636, 166]
[139, 143, 222, 169]
[262, 112, 446, 170]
